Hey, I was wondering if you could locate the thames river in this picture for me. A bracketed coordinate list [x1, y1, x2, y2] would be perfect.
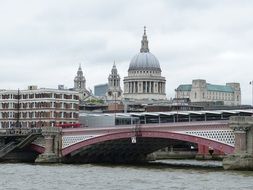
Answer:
[1, 160, 253, 190]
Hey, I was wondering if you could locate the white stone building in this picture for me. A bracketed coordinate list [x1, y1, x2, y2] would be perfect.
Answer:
[175, 79, 241, 106]
[123, 27, 166, 100]
[0, 85, 79, 128]
[106, 63, 122, 102]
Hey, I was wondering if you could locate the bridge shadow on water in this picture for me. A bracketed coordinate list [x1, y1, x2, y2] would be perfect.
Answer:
[85, 159, 223, 171]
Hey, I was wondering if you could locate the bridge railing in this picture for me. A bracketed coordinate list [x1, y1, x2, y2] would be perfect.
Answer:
[138, 120, 229, 127]
[0, 128, 42, 136]
[102, 120, 229, 129]
[55, 123, 83, 128]
[61, 120, 230, 134]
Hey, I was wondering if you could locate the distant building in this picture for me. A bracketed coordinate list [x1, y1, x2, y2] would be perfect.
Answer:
[94, 84, 108, 97]
[0, 85, 79, 128]
[175, 79, 241, 106]
[79, 93, 107, 113]
[106, 63, 122, 102]
[73, 64, 90, 100]
[123, 27, 166, 100]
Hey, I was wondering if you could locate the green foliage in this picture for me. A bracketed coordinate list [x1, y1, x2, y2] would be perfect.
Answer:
[86, 99, 104, 104]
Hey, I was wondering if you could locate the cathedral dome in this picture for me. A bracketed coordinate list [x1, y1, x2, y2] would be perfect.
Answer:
[128, 52, 161, 72]
[123, 27, 166, 100]
[128, 27, 161, 72]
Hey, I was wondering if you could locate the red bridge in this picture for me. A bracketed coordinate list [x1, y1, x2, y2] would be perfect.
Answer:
[1, 114, 252, 169]
[32, 120, 235, 163]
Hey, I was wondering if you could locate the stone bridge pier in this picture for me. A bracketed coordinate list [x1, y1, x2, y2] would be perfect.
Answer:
[223, 116, 253, 170]
[35, 127, 62, 163]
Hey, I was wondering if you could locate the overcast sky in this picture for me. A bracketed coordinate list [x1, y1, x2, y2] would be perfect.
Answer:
[0, 0, 252, 104]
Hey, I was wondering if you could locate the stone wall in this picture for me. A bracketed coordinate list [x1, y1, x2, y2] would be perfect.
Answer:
[223, 116, 253, 170]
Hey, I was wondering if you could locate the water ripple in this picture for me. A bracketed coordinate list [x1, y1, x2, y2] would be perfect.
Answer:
[0, 160, 252, 190]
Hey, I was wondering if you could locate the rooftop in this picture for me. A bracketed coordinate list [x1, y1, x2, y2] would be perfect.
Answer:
[177, 84, 235, 93]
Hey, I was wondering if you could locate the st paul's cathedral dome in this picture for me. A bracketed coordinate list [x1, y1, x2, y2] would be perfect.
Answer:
[123, 27, 166, 100]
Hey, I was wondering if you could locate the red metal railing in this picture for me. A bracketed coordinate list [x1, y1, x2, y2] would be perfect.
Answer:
[55, 123, 82, 128]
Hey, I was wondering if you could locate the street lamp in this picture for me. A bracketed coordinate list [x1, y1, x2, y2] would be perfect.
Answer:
[174, 88, 179, 122]
[250, 81, 253, 107]
[16, 89, 21, 128]
[114, 93, 117, 126]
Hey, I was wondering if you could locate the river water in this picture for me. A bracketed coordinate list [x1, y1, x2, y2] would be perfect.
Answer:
[0, 160, 253, 190]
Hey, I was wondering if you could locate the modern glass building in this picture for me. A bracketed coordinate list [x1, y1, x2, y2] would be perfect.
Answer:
[94, 83, 108, 97]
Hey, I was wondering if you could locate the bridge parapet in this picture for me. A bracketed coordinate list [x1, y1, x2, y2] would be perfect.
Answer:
[229, 116, 253, 154]
[0, 128, 42, 136]
[223, 116, 253, 170]
[230, 116, 253, 131]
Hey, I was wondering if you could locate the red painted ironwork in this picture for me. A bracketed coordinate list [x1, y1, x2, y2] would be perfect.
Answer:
[61, 130, 234, 156]
[55, 123, 82, 128]
[29, 144, 45, 153]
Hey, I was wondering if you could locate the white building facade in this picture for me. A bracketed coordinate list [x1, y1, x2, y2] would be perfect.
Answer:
[175, 79, 241, 106]
[0, 86, 79, 128]
[123, 27, 166, 100]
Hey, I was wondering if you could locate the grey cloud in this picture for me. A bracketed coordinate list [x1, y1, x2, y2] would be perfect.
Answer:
[0, 0, 252, 104]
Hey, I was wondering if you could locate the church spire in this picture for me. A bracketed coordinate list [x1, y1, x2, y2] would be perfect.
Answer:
[111, 61, 117, 75]
[140, 26, 149, 53]
[77, 63, 83, 76]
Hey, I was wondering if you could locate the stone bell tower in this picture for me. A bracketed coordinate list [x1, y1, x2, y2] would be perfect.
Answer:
[74, 64, 90, 100]
[106, 62, 122, 102]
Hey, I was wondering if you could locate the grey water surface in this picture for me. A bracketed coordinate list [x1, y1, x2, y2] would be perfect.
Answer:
[0, 160, 253, 190]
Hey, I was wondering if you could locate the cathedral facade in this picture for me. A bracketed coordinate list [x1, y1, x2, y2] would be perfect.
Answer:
[74, 28, 167, 102]
[123, 27, 166, 100]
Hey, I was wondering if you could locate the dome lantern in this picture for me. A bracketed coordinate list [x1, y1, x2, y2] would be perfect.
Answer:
[140, 26, 149, 53]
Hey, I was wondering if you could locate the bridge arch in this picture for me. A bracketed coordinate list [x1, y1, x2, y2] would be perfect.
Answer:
[29, 144, 45, 154]
[62, 130, 234, 157]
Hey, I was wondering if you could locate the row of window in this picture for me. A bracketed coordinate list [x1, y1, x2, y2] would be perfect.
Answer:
[0, 93, 79, 100]
[130, 70, 160, 74]
[1, 102, 79, 110]
[0, 121, 78, 128]
[129, 71, 161, 77]
[178, 91, 239, 101]
[1, 111, 79, 119]
[179, 91, 234, 97]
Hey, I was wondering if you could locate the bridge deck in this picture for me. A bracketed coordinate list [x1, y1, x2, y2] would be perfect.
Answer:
[62, 120, 230, 135]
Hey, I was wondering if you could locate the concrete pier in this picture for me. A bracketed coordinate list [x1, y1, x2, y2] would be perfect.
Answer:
[35, 127, 61, 163]
[223, 116, 253, 170]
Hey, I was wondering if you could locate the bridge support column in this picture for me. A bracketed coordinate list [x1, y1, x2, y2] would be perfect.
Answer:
[35, 127, 61, 163]
[223, 116, 253, 170]
[195, 144, 212, 160]
[196, 144, 224, 160]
